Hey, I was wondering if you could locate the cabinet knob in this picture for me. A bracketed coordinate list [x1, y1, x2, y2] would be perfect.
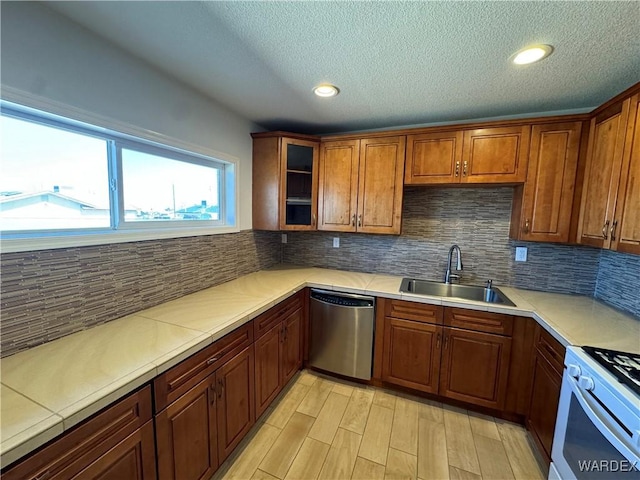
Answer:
[610, 220, 618, 241]
[602, 220, 610, 240]
[523, 219, 530, 234]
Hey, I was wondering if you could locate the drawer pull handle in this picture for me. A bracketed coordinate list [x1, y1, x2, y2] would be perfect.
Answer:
[352, 214, 356, 226]
[602, 220, 610, 239]
[210, 383, 217, 405]
[463, 160, 468, 176]
[358, 215, 362, 227]
[523, 219, 530, 234]
[455, 161, 460, 177]
[218, 378, 224, 399]
[610, 220, 618, 241]
[436, 333, 441, 349]
[34, 471, 52, 480]
[206, 356, 219, 365]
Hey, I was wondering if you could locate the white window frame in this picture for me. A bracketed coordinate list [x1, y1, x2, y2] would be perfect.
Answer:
[0, 100, 238, 253]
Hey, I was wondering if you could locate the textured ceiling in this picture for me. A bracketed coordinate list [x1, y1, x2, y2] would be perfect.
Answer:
[46, 1, 639, 134]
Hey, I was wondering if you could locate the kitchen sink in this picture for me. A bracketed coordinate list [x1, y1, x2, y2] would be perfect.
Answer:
[399, 278, 515, 306]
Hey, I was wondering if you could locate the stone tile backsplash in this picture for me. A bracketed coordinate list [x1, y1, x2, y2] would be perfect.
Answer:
[595, 250, 640, 318]
[0, 230, 281, 357]
[283, 187, 602, 295]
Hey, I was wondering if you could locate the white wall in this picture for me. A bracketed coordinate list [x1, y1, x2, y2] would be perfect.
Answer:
[1, 1, 258, 230]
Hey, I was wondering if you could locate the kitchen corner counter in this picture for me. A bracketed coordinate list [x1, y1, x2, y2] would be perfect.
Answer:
[1, 265, 638, 467]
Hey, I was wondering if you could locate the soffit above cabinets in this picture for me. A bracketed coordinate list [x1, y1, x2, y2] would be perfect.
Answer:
[44, 1, 640, 134]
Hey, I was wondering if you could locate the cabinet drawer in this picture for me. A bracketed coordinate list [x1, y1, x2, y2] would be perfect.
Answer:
[385, 300, 443, 324]
[535, 327, 565, 376]
[254, 292, 303, 339]
[154, 323, 253, 411]
[445, 308, 513, 336]
[3, 386, 152, 480]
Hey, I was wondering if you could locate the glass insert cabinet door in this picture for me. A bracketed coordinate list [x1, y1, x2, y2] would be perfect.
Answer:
[280, 138, 319, 230]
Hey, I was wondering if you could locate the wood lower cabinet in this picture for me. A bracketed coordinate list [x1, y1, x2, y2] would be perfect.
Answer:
[156, 376, 219, 480]
[3, 387, 156, 480]
[155, 345, 256, 480]
[511, 122, 583, 243]
[318, 136, 405, 234]
[526, 326, 565, 463]
[254, 295, 303, 417]
[439, 327, 512, 410]
[382, 317, 442, 393]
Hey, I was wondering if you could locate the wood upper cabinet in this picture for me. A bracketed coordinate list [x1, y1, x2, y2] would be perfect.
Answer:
[318, 136, 405, 234]
[439, 327, 512, 410]
[252, 133, 319, 231]
[612, 93, 640, 254]
[577, 97, 631, 248]
[510, 122, 583, 242]
[405, 131, 464, 184]
[405, 126, 529, 185]
[3, 387, 156, 480]
[461, 126, 531, 183]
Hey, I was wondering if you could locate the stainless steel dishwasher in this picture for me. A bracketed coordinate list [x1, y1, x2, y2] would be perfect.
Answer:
[309, 288, 375, 380]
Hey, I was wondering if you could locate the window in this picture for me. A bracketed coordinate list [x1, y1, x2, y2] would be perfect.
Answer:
[0, 101, 236, 249]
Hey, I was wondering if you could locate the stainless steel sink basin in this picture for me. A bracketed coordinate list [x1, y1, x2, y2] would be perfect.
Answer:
[399, 278, 515, 306]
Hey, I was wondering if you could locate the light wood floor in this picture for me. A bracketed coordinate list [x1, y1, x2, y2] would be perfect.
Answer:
[213, 370, 546, 480]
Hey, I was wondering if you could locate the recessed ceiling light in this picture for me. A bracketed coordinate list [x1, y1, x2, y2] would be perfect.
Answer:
[313, 84, 340, 97]
[512, 45, 554, 65]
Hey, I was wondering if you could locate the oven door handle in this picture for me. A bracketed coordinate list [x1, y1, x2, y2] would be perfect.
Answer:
[567, 375, 640, 459]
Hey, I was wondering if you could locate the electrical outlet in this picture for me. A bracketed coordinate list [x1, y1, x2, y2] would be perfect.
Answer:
[333, 237, 340, 248]
[281, 234, 287, 244]
[515, 246, 528, 262]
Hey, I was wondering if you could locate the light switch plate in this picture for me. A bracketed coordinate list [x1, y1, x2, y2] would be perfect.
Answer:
[281, 234, 287, 244]
[515, 246, 528, 262]
[333, 237, 340, 248]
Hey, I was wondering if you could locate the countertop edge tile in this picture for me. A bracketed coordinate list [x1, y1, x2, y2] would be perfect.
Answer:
[0, 413, 64, 469]
[59, 365, 158, 431]
[153, 333, 214, 376]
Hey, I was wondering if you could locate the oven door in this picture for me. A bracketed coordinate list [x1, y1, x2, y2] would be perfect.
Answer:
[552, 369, 640, 479]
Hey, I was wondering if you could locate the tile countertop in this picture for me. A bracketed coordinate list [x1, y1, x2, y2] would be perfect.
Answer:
[1, 265, 638, 467]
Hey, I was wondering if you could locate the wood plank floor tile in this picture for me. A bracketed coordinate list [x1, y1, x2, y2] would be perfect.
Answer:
[496, 421, 545, 480]
[474, 434, 515, 480]
[218, 423, 282, 480]
[297, 370, 319, 386]
[416, 397, 444, 424]
[417, 418, 449, 480]
[449, 466, 482, 480]
[333, 382, 355, 397]
[468, 411, 501, 441]
[318, 428, 362, 480]
[284, 437, 330, 480]
[259, 412, 315, 479]
[442, 406, 480, 476]
[308, 392, 350, 444]
[352, 457, 386, 479]
[359, 404, 394, 465]
[297, 378, 334, 417]
[265, 382, 311, 429]
[385, 448, 417, 480]
[340, 388, 375, 435]
[252, 469, 281, 480]
[373, 389, 397, 410]
[390, 396, 419, 455]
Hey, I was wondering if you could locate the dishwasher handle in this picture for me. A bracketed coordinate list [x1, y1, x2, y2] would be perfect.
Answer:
[310, 288, 374, 308]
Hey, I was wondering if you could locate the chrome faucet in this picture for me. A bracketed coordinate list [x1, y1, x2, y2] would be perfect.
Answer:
[444, 244, 463, 284]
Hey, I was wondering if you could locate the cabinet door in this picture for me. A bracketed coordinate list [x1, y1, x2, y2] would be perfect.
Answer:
[578, 99, 631, 248]
[439, 328, 511, 410]
[357, 136, 406, 234]
[516, 122, 582, 242]
[254, 323, 282, 418]
[280, 138, 319, 231]
[461, 126, 530, 183]
[382, 317, 442, 393]
[281, 308, 303, 385]
[156, 376, 218, 480]
[74, 421, 156, 480]
[613, 94, 640, 254]
[318, 140, 360, 232]
[405, 131, 463, 184]
[216, 346, 255, 463]
[526, 352, 562, 463]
